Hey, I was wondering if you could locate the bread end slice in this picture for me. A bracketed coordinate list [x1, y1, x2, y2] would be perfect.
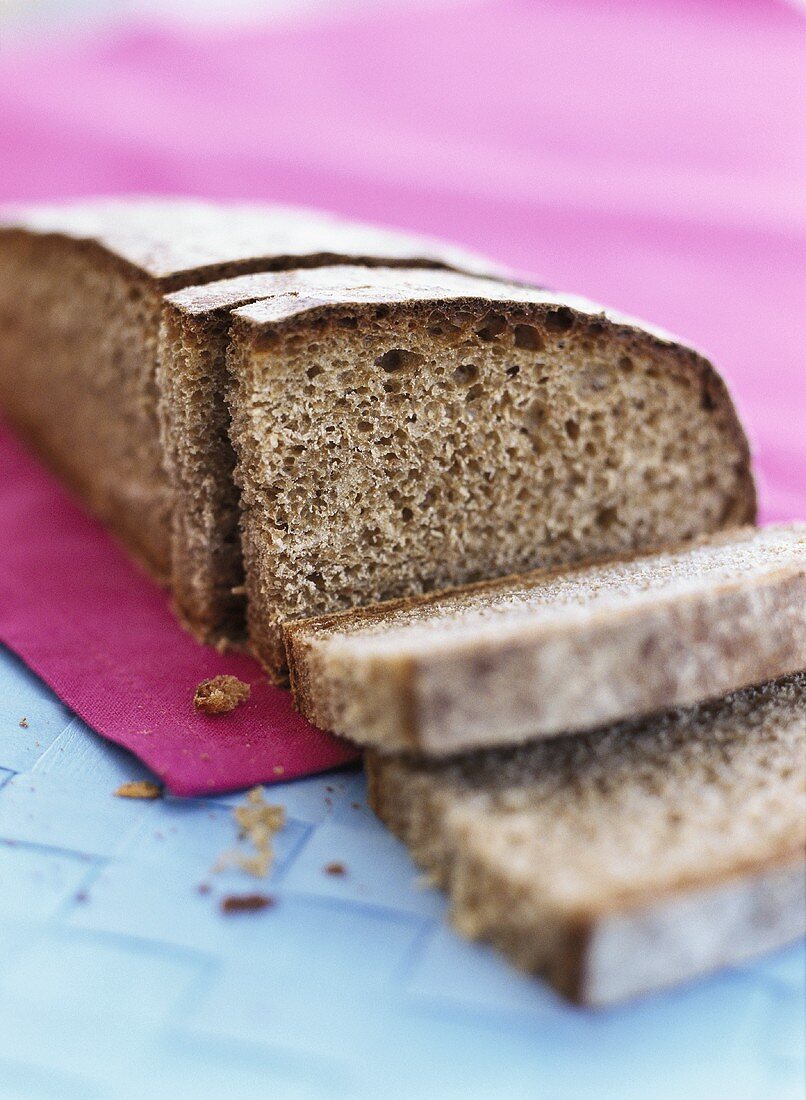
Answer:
[367, 673, 806, 1005]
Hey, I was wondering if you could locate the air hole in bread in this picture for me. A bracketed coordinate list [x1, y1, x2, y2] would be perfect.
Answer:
[376, 348, 423, 373]
[596, 505, 619, 529]
[453, 362, 479, 385]
[545, 308, 575, 332]
[476, 313, 507, 341]
[524, 399, 547, 430]
[513, 324, 544, 350]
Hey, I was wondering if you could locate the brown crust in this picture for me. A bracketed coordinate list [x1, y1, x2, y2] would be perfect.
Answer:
[285, 627, 421, 744]
[556, 915, 596, 1005]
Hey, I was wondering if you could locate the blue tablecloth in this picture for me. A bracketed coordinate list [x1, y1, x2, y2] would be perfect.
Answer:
[0, 642, 804, 1099]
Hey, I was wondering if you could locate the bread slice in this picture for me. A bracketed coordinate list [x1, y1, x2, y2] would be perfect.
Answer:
[285, 524, 805, 753]
[160, 265, 503, 643]
[226, 266, 755, 682]
[0, 198, 494, 580]
[367, 673, 806, 1006]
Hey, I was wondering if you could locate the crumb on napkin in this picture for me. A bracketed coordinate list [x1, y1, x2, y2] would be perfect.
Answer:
[115, 780, 162, 799]
[194, 674, 251, 714]
[19, 717, 29, 728]
[324, 861, 347, 876]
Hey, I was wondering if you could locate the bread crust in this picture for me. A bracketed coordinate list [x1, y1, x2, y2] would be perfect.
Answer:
[0, 199, 504, 283]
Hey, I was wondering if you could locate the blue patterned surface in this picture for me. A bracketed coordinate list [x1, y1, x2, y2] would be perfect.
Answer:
[0, 643, 804, 1099]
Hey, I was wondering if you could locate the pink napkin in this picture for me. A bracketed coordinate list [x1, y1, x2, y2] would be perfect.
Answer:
[0, 1, 803, 793]
[0, 422, 359, 795]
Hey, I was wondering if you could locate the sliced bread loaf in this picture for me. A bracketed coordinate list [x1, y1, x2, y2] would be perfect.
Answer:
[367, 673, 806, 1005]
[226, 266, 755, 681]
[0, 198, 493, 579]
[285, 524, 805, 753]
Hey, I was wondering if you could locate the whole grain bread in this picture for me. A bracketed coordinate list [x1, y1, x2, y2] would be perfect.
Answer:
[0, 198, 497, 580]
[367, 673, 806, 1006]
[285, 523, 805, 753]
[225, 266, 755, 681]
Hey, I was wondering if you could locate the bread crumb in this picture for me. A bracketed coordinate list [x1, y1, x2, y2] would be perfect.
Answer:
[220, 893, 275, 914]
[324, 861, 347, 876]
[235, 851, 273, 877]
[214, 786, 286, 878]
[194, 674, 251, 715]
[115, 780, 162, 799]
[19, 717, 29, 728]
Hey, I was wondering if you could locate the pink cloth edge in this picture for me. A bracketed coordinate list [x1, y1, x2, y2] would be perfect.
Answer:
[0, 420, 359, 797]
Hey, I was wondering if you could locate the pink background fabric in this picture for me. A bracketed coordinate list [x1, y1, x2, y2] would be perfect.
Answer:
[0, 0, 803, 793]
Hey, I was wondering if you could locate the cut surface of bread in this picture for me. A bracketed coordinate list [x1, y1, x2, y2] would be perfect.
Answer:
[367, 674, 806, 1006]
[285, 523, 806, 753]
[161, 266, 507, 641]
[226, 266, 755, 681]
[0, 198, 495, 580]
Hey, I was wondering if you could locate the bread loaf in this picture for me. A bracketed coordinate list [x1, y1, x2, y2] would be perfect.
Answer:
[285, 524, 805, 753]
[225, 266, 755, 681]
[367, 673, 806, 1005]
[0, 198, 494, 579]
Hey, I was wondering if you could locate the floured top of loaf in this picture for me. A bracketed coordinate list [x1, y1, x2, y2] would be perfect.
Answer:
[0, 197, 503, 282]
[229, 263, 692, 351]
